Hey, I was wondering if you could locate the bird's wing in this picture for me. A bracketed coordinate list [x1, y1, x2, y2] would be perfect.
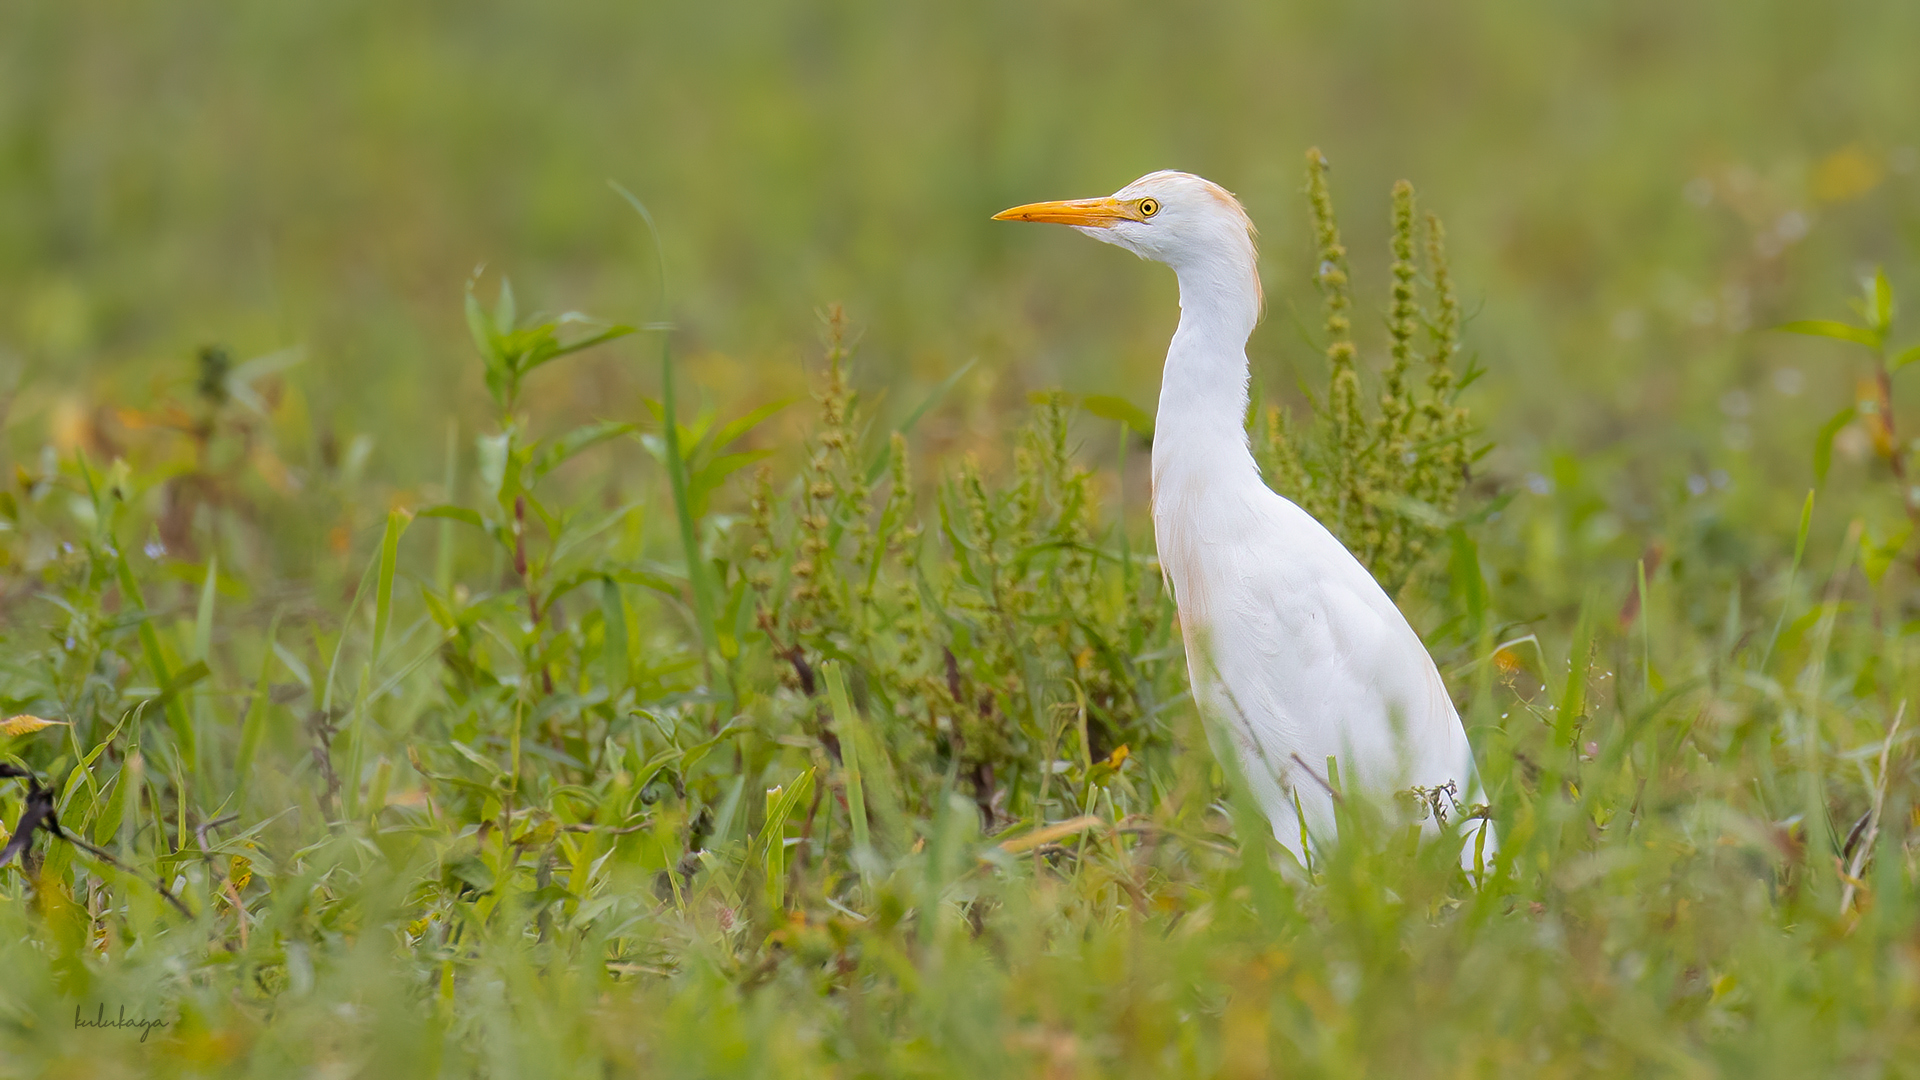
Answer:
[1179, 490, 1471, 803]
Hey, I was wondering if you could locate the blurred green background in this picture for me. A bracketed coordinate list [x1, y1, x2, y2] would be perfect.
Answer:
[3, 0, 1917, 519]
[6, 6, 1920, 1074]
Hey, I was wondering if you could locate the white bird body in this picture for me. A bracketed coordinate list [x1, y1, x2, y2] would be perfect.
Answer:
[997, 171, 1487, 863]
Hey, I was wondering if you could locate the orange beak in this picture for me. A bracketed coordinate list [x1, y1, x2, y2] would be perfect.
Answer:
[992, 196, 1141, 228]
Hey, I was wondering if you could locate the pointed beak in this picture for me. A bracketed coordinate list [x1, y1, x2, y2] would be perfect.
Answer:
[992, 196, 1140, 228]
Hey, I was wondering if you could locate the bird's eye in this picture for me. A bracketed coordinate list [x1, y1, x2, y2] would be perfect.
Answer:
[1138, 198, 1161, 218]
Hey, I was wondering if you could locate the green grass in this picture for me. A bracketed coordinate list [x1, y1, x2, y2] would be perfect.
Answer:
[4, 2, 1920, 1076]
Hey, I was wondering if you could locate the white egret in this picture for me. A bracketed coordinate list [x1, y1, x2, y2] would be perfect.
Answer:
[995, 171, 1490, 866]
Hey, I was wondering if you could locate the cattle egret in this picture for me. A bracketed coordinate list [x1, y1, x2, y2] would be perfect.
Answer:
[995, 171, 1490, 866]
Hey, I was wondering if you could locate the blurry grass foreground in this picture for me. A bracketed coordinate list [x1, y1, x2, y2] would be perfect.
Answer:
[0, 176, 1918, 1079]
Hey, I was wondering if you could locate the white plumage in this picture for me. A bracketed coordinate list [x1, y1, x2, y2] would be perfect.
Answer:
[996, 171, 1490, 865]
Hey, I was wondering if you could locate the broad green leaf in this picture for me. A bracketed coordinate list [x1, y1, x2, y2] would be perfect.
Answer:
[1866, 268, 1895, 334]
[92, 769, 127, 847]
[464, 287, 499, 360]
[1813, 405, 1856, 483]
[687, 449, 774, 516]
[1777, 319, 1882, 351]
[1860, 521, 1912, 585]
[1448, 526, 1488, 641]
[606, 566, 684, 597]
[450, 740, 507, 779]
[476, 432, 511, 500]
[446, 854, 496, 894]
[157, 660, 211, 705]
[1080, 394, 1156, 438]
[534, 420, 637, 480]
[529, 324, 637, 369]
[419, 585, 461, 631]
[416, 504, 487, 529]
[711, 398, 792, 452]
[493, 278, 517, 338]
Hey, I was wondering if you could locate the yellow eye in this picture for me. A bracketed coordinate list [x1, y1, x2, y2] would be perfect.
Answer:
[1138, 198, 1160, 218]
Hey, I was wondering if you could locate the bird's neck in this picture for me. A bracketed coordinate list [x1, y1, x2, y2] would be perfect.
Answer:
[1151, 256, 1263, 505]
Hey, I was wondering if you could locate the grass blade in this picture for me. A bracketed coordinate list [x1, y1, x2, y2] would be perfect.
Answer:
[611, 179, 719, 681]
[234, 615, 281, 808]
[760, 768, 815, 912]
[823, 662, 872, 863]
[371, 509, 409, 668]
[113, 553, 192, 763]
[194, 556, 218, 662]
[864, 358, 976, 483]
[1776, 319, 1881, 350]
[1760, 490, 1814, 673]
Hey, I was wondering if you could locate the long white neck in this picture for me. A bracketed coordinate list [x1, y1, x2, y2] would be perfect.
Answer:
[1151, 250, 1264, 505]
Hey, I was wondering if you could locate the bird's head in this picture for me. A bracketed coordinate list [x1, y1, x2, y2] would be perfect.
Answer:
[993, 171, 1260, 306]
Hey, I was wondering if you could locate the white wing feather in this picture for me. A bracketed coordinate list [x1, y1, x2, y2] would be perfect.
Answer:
[1160, 480, 1478, 859]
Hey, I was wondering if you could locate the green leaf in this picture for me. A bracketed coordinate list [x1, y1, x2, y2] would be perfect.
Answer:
[535, 420, 638, 480]
[1867, 267, 1895, 335]
[1891, 343, 1920, 372]
[235, 615, 280, 804]
[1555, 596, 1594, 746]
[193, 556, 218, 662]
[1377, 493, 1450, 530]
[494, 278, 517, 338]
[1079, 394, 1156, 439]
[416, 504, 487, 529]
[865, 358, 978, 483]
[419, 585, 461, 632]
[1777, 320, 1882, 351]
[371, 509, 410, 667]
[823, 661, 904, 862]
[686, 449, 775, 518]
[1760, 490, 1815, 674]
[606, 565, 686, 596]
[1448, 526, 1488, 641]
[157, 660, 212, 705]
[708, 397, 791, 452]
[476, 431, 512, 502]
[1860, 521, 1912, 585]
[610, 177, 718, 691]
[1813, 405, 1856, 484]
[92, 768, 128, 847]
[653, 338, 717, 674]
[600, 578, 630, 695]
[523, 323, 637, 373]
[114, 552, 192, 754]
[465, 287, 500, 361]
[760, 768, 816, 912]
[446, 854, 496, 894]
[823, 663, 871, 869]
[450, 740, 508, 780]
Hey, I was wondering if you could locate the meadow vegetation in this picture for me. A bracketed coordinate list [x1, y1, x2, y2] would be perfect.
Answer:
[4, 2, 1920, 1076]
